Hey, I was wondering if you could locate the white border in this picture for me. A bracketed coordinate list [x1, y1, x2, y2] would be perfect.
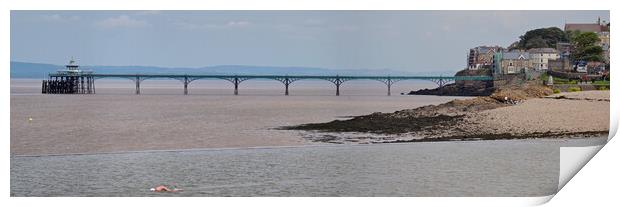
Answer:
[2, 0, 617, 207]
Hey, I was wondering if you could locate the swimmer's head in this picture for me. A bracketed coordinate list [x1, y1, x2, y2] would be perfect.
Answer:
[150, 188, 155, 192]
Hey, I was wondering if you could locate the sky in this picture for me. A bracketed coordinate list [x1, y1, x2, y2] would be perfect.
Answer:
[11, 10, 609, 73]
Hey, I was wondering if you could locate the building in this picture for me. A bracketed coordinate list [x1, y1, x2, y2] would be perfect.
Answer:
[556, 42, 571, 59]
[467, 46, 503, 70]
[599, 31, 610, 63]
[564, 23, 608, 33]
[527, 48, 559, 70]
[564, 17, 609, 32]
[565, 18, 610, 63]
[493, 51, 530, 75]
[548, 58, 571, 72]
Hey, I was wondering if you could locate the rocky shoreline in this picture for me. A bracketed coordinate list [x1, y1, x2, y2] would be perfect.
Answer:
[282, 85, 610, 144]
[407, 82, 495, 96]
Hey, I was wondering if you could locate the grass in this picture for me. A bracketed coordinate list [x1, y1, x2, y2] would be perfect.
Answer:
[553, 77, 579, 84]
[592, 80, 610, 85]
[551, 77, 608, 86]
[553, 89, 561, 94]
[568, 87, 581, 92]
[597, 86, 609, 90]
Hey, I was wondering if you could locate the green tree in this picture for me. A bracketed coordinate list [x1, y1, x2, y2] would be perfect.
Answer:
[570, 32, 603, 62]
[565, 30, 581, 42]
[517, 27, 569, 49]
[524, 37, 548, 48]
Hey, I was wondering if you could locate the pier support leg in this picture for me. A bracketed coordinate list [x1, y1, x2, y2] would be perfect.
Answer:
[282, 77, 293, 96]
[234, 77, 239, 95]
[61, 77, 65, 94]
[81, 77, 85, 94]
[336, 83, 340, 96]
[86, 77, 91, 94]
[385, 77, 394, 96]
[285, 83, 290, 96]
[330, 77, 344, 96]
[184, 77, 189, 95]
[135, 77, 141, 95]
[92, 78, 96, 94]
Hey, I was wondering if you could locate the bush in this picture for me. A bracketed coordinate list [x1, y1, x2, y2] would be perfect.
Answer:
[553, 89, 561, 94]
[568, 87, 581, 92]
[598, 86, 609, 90]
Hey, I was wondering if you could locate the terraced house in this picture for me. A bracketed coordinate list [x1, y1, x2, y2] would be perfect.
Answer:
[493, 51, 531, 74]
[467, 46, 504, 70]
[527, 48, 560, 70]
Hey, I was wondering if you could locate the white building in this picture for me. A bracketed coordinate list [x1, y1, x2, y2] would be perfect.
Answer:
[527, 48, 559, 71]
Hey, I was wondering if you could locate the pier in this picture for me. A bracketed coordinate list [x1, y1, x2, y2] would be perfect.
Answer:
[43, 73, 492, 96]
[41, 61, 493, 96]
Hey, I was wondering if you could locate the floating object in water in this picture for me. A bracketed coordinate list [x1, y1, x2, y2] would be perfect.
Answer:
[150, 185, 182, 192]
[28, 117, 33, 122]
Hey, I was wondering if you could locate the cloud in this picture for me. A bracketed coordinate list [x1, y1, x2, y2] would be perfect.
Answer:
[176, 20, 252, 30]
[303, 19, 324, 26]
[96, 15, 149, 29]
[134, 10, 161, 15]
[175, 22, 213, 30]
[42, 14, 80, 22]
[332, 25, 359, 32]
[226, 21, 251, 27]
[425, 31, 434, 37]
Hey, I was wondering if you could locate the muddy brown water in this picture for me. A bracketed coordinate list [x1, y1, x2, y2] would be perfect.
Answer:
[10, 79, 607, 196]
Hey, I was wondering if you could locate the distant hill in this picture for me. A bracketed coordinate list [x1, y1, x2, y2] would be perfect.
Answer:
[10, 61, 455, 79]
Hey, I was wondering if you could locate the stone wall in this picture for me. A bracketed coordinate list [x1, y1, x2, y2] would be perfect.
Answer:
[455, 68, 494, 92]
[548, 58, 571, 72]
[492, 73, 527, 87]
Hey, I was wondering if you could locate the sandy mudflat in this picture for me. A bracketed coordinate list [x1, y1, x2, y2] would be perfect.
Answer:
[467, 90, 609, 135]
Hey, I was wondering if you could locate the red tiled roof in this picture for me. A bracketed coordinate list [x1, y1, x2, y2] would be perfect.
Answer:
[564, 24, 604, 32]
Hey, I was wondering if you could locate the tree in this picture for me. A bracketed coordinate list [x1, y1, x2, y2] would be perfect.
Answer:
[517, 27, 569, 49]
[524, 36, 548, 49]
[570, 32, 603, 62]
[565, 30, 581, 42]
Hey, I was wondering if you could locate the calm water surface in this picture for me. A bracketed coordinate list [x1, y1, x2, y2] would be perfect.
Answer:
[11, 138, 605, 197]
